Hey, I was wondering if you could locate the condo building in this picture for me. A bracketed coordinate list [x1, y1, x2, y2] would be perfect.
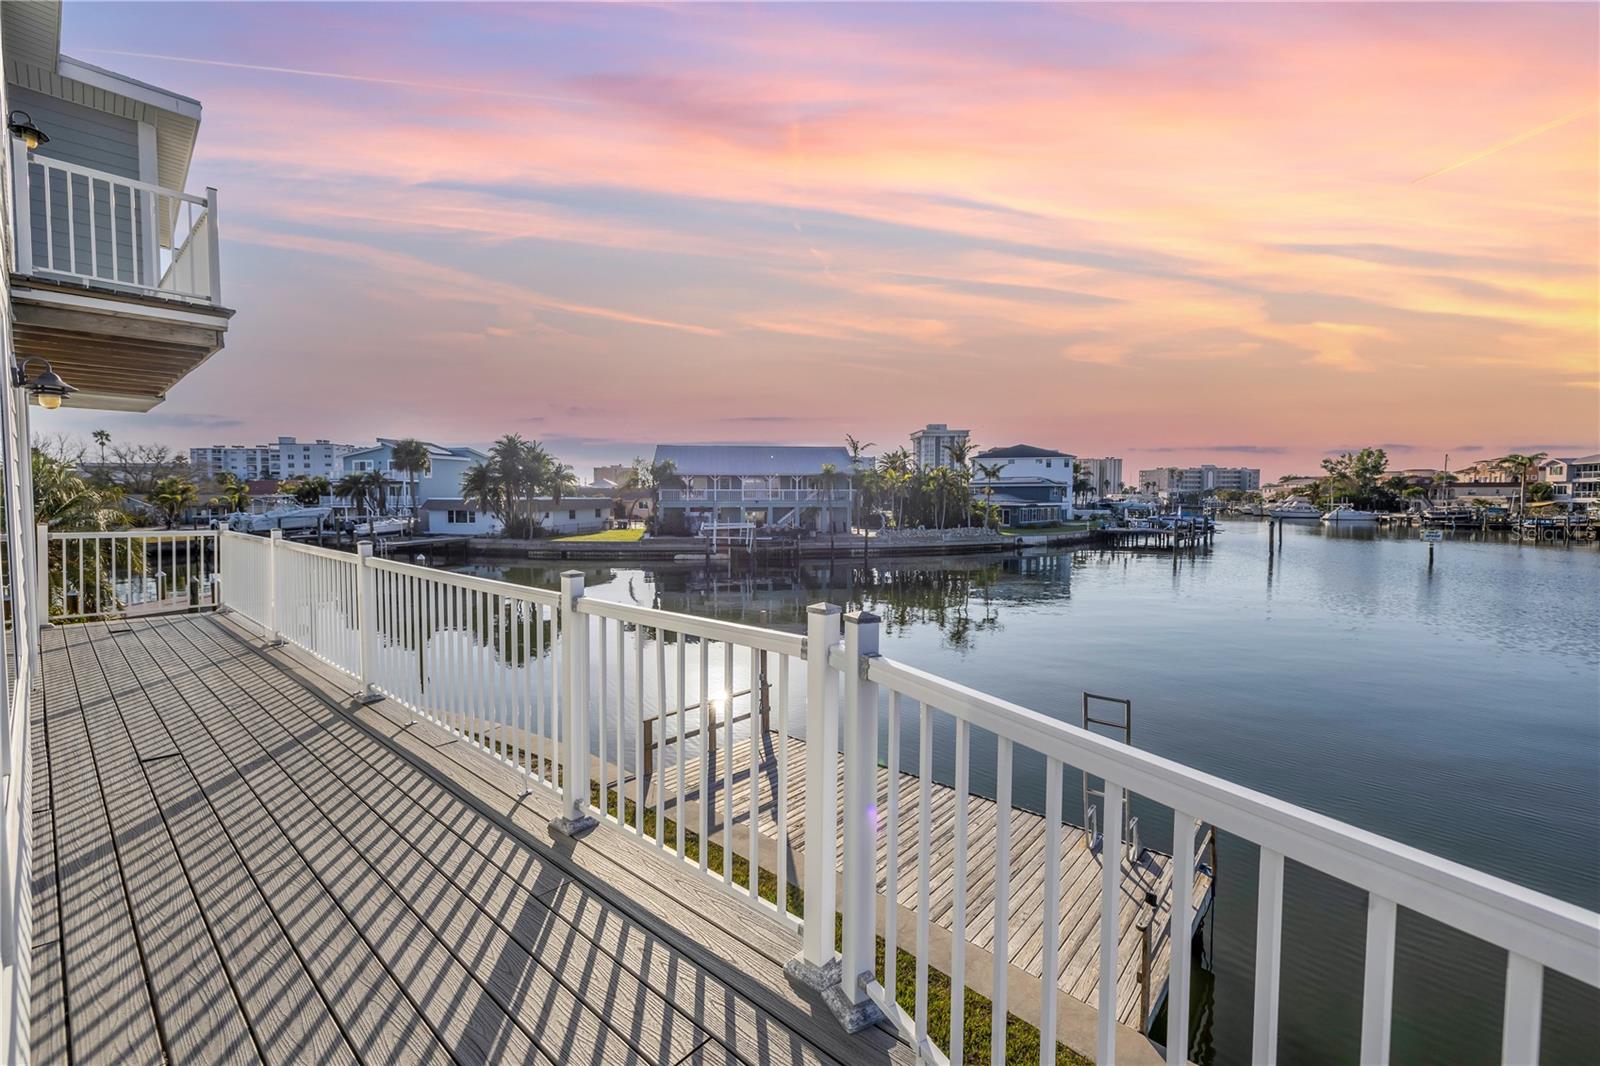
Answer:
[1139, 464, 1261, 498]
[910, 423, 970, 470]
[190, 436, 359, 481]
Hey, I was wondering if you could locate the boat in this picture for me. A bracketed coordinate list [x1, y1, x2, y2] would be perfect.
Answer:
[1265, 498, 1322, 520]
[348, 516, 407, 537]
[1421, 505, 1477, 527]
[225, 506, 332, 533]
[1321, 504, 1380, 524]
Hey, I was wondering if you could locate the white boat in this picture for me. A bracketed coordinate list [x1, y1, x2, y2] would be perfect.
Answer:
[1265, 498, 1322, 520]
[226, 506, 331, 533]
[350, 516, 407, 537]
[1321, 504, 1380, 523]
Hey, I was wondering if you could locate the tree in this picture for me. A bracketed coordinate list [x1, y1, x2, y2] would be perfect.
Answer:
[545, 462, 579, 504]
[1319, 448, 1391, 510]
[92, 429, 110, 467]
[333, 472, 375, 519]
[391, 439, 433, 532]
[214, 472, 251, 513]
[151, 475, 198, 529]
[876, 448, 913, 529]
[106, 442, 187, 496]
[974, 460, 1006, 530]
[32, 449, 135, 616]
[945, 439, 976, 526]
[290, 476, 330, 507]
[1494, 453, 1548, 517]
[622, 457, 682, 533]
[1527, 480, 1555, 503]
[818, 463, 842, 546]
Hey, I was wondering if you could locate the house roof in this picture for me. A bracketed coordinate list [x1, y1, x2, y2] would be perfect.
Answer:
[652, 444, 856, 476]
[344, 439, 486, 462]
[975, 445, 1074, 460]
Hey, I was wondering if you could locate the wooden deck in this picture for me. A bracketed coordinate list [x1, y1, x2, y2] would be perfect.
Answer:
[650, 733, 1213, 1035]
[31, 614, 914, 1066]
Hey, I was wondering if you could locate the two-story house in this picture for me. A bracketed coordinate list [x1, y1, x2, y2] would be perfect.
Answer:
[970, 445, 1076, 526]
[652, 444, 861, 535]
[339, 438, 488, 516]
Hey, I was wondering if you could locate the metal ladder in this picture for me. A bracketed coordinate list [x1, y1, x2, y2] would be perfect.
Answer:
[1081, 692, 1134, 856]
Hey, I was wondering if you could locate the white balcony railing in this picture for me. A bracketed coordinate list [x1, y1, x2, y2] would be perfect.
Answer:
[659, 487, 855, 504]
[10, 142, 221, 306]
[216, 532, 1600, 1065]
[45, 529, 219, 622]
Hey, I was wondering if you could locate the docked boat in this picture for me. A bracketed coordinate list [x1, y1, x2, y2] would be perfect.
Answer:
[1265, 498, 1322, 520]
[348, 516, 407, 537]
[225, 506, 332, 533]
[1321, 504, 1380, 524]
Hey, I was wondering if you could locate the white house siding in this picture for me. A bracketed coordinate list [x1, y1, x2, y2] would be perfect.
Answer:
[422, 504, 503, 536]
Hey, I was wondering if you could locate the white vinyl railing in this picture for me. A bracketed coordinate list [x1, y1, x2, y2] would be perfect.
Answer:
[217, 539, 1600, 1066]
[45, 528, 219, 622]
[10, 140, 222, 306]
[659, 487, 855, 504]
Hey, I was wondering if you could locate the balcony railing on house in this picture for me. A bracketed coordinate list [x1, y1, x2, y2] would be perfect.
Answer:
[659, 487, 856, 504]
[10, 144, 221, 306]
[197, 529, 1600, 1066]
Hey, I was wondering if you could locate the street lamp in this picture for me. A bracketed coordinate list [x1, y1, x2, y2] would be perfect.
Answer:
[11, 358, 76, 410]
[6, 111, 48, 150]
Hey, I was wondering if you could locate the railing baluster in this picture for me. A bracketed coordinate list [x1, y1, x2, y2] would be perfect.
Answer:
[1097, 778, 1124, 1063]
[1253, 846, 1285, 1065]
[721, 640, 734, 885]
[655, 630, 667, 846]
[991, 734, 1013, 1063]
[1360, 894, 1397, 1065]
[614, 618, 625, 817]
[746, 644, 759, 900]
[775, 654, 791, 917]
[634, 623, 645, 834]
[1042, 757, 1064, 1066]
[1502, 953, 1543, 1065]
[915, 703, 933, 1053]
[698, 636, 710, 872]
[1168, 810, 1197, 1066]
[676, 638, 687, 858]
[598, 612, 608, 802]
[950, 717, 970, 1064]
[884, 692, 903, 998]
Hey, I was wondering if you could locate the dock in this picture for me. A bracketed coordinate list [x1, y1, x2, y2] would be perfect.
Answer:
[642, 729, 1215, 1035]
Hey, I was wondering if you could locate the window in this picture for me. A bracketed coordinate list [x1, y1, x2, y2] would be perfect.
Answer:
[568, 509, 577, 520]
[594, 509, 603, 518]
[447, 510, 476, 524]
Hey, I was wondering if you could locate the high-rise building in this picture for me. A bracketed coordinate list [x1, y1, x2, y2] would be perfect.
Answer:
[1077, 457, 1124, 496]
[910, 423, 970, 469]
[593, 463, 633, 486]
[190, 437, 359, 481]
[1138, 464, 1261, 498]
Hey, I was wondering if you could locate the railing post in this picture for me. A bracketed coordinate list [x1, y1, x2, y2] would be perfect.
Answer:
[355, 541, 379, 702]
[205, 187, 222, 305]
[265, 529, 282, 644]
[786, 601, 843, 992]
[825, 610, 886, 1031]
[34, 523, 49, 632]
[11, 139, 31, 274]
[549, 570, 596, 837]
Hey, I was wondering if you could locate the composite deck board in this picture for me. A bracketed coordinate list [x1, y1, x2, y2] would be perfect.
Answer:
[659, 731, 1213, 1031]
[175, 614, 826, 1066]
[28, 643, 67, 1066]
[109, 622, 453, 1065]
[41, 626, 165, 1065]
[156, 617, 710, 1066]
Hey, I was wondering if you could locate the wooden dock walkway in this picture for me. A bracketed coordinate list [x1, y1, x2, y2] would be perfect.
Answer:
[650, 731, 1214, 1034]
[31, 615, 914, 1066]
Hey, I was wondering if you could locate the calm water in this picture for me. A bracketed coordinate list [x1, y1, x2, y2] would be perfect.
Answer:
[457, 521, 1599, 1064]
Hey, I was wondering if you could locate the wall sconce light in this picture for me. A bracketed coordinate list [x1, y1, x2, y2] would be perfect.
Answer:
[6, 111, 48, 150]
[11, 358, 76, 410]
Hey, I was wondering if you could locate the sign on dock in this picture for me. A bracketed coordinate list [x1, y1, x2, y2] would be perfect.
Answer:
[1420, 529, 1444, 543]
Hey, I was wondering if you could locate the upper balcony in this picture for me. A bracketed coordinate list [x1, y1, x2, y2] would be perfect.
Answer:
[3, 33, 233, 412]
[12, 146, 220, 307]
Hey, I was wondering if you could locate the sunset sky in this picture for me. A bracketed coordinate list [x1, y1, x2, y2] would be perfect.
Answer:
[54, 1, 1598, 480]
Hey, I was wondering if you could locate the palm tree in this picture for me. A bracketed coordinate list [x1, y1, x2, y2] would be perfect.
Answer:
[1494, 453, 1547, 517]
[32, 450, 136, 616]
[945, 439, 976, 526]
[391, 439, 432, 531]
[333, 472, 372, 519]
[215, 472, 251, 514]
[544, 462, 579, 504]
[92, 429, 110, 468]
[151, 475, 198, 529]
[462, 461, 505, 525]
[974, 460, 1005, 530]
[876, 448, 913, 528]
[818, 463, 842, 547]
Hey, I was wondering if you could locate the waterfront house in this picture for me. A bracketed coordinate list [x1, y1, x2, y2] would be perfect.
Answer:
[1543, 454, 1600, 505]
[652, 443, 861, 535]
[340, 438, 488, 515]
[421, 495, 613, 536]
[971, 444, 1076, 525]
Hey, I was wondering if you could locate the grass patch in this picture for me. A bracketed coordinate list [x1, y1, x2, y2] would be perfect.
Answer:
[553, 528, 646, 543]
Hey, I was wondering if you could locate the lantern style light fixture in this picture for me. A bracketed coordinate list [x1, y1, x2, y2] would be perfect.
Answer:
[6, 111, 48, 150]
[11, 358, 76, 410]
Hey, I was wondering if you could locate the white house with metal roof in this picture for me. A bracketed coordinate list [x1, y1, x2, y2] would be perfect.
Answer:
[652, 444, 862, 535]
[971, 444, 1077, 526]
[340, 439, 488, 514]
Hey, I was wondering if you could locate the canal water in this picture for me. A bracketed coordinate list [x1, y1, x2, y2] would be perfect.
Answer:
[455, 520, 1599, 1064]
